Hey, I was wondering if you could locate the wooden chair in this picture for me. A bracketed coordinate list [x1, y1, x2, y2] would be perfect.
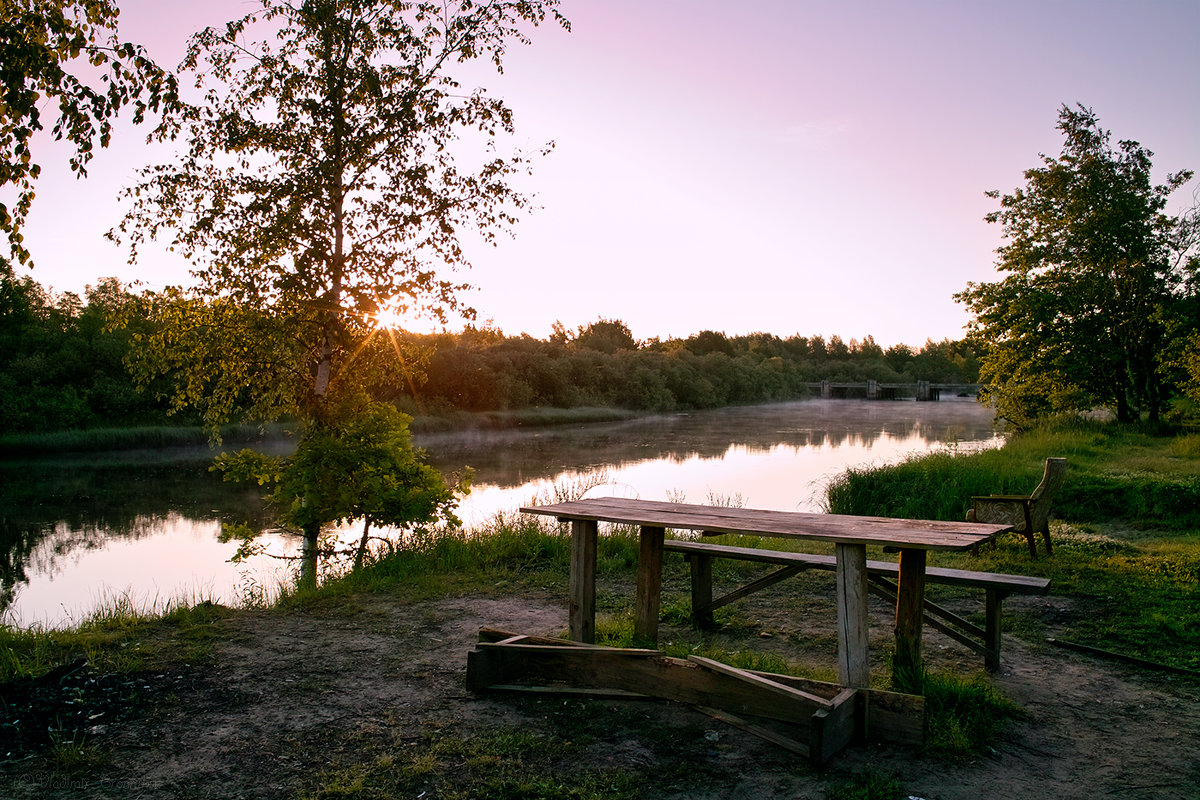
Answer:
[967, 457, 1067, 558]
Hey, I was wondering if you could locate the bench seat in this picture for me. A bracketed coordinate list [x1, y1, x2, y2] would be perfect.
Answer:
[663, 539, 1050, 671]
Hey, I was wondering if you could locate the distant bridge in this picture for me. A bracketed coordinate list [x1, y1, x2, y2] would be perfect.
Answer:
[806, 381, 981, 401]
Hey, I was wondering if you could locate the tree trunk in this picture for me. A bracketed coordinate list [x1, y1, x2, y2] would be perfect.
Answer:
[354, 517, 372, 571]
[300, 522, 321, 588]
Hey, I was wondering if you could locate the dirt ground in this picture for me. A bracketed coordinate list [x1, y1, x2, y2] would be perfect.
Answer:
[3, 589, 1199, 800]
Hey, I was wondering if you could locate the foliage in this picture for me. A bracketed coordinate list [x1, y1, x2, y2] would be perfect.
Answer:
[105, 0, 568, 575]
[957, 105, 1200, 426]
[0, 266, 171, 433]
[0, 0, 176, 265]
[213, 398, 465, 578]
[409, 325, 980, 413]
[112, 0, 569, 418]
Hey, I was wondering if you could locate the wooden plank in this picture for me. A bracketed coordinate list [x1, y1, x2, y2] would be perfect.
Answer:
[471, 644, 830, 724]
[476, 641, 662, 656]
[865, 580, 991, 659]
[524, 498, 1009, 552]
[893, 548, 926, 694]
[836, 543, 871, 688]
[663, 540, 1050, 593]
[694, 705, 812, 758]
[487, 684, 650, 699]
[868, 576, 988, 639]
[812, 688, 859, 765]
[862, 689, 925, 746]
[707, 565, 804, 611]
[569, 519, 597, 643]
[687, 656, 834, 709]
[748, 670, 924, 748]
[635, 525, 665, 644]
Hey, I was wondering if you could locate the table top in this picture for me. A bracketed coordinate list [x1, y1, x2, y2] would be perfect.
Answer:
[521, 497, 1010, 551]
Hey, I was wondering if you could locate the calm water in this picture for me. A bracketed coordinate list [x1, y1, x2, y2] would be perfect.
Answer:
[0, 399, 999, 628]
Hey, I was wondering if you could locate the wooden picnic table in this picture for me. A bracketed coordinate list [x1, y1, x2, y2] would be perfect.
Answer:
[520, 497, 1011, 690]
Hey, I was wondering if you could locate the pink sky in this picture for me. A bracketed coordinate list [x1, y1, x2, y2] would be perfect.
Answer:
[9, 0, 1200, 347]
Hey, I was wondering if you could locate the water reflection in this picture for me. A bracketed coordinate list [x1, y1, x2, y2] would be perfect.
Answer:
[1, 399, 998, 627]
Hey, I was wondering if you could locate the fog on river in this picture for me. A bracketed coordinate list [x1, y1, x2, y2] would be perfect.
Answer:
[0, 399, 1000, 628]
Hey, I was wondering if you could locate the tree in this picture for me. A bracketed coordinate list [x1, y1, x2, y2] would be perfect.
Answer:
[956, 105, 1200, 425]
[112, 0, 567, 576]
[213, 396, 466, 582]
[1, 0, 176, 264]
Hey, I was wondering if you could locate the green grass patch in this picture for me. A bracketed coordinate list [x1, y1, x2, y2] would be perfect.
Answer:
[0, 597, 233, 682]
[825, 417, 1200, 529]
[922, 671, 1021, 758]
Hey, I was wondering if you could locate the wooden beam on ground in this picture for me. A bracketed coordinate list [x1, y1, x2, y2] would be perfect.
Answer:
[468, 640, 831, 725]
[694, 705, 813, 758]
[687, 656, 833, 709]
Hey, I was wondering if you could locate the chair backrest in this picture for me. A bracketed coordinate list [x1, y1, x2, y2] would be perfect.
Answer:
[1028, 457, 1067, 528]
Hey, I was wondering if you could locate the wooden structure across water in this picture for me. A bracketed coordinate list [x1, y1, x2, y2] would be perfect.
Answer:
[808, 381, 980, 400]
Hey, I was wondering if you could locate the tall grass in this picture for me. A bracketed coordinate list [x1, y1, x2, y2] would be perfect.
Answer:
[825, 418, 1200, 529]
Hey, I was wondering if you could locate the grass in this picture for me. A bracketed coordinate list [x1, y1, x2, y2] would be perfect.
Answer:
[825, 416, 1200, 529]
[0, 596, 233, 682]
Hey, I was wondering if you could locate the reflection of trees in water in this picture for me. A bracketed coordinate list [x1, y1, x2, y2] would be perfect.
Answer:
[0, 400, 998, 618]
[416, 400, 999, 489]
[0, 459, 274, 616]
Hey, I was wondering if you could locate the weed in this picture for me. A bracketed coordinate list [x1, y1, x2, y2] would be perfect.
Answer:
[824, 768, 905, 800]
[922, 671, 1020, 758]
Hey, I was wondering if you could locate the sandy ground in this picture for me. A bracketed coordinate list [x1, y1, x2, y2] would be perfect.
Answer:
[3, 590, 1199, 799]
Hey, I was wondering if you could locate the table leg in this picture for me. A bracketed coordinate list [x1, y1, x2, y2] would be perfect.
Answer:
[634, 525, 666, 645]
[569, 519, 598, 643]
[835, 543, 870, 688]
[893, 548, 927, 693]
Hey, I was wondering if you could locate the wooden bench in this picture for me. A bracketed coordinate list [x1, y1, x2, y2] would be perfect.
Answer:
[664, 539, 1050, 671]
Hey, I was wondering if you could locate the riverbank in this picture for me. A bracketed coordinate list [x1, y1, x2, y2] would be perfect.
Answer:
[0, 407, 648, 458]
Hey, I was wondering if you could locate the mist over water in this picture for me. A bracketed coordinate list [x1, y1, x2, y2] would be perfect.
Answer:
[1, 399, 999, 628]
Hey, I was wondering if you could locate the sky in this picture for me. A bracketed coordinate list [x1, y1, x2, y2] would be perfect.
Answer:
[8, 0, 1200, 347]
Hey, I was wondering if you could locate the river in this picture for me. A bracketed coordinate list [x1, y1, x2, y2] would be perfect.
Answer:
[0, 398, 1000, 628]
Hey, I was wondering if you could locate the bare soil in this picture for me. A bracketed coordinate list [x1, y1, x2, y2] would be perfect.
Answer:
[2, 588, 1199, 799]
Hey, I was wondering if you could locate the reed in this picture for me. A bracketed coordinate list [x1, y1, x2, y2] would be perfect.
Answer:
[825, 418, 1200, 529]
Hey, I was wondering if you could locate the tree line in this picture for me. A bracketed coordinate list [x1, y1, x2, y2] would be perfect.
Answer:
[0, 268, 980, 434]
[403, 321, 978, 414]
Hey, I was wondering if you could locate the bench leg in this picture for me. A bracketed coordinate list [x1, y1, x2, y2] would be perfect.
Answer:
[984, 589, 1008, 672]
[688, 553, 715, 628]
